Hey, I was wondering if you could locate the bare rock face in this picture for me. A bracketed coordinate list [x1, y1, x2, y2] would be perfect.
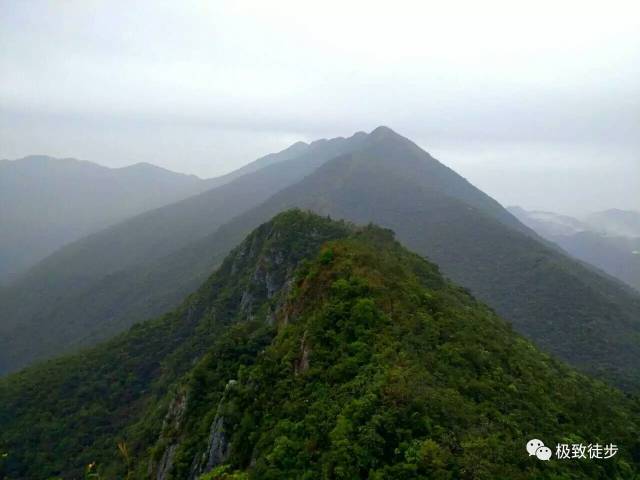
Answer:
[204, 411, 230, 470]
[238, 243, 296, 321]
[294, 332, 310, 375]
[239, 290, 255, 320]
[200, 379, 237, 475]
[151, 389, 189, 479]
[163, 389, 189, 432]
[156, 444, 178, 480]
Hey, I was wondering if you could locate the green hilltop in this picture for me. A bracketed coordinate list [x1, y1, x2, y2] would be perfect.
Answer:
[1, 211, 638, 479]
[3, 127, 640, 396]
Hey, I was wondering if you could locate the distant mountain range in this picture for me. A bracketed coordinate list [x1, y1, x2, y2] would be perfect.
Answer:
[2, 211, 638, 479]
[0, 156, 210, 283]
[586, 209, 640, 237]
[509, 207, 640, 291]
[0, 144, 332, 285]
[1, 127, 639, 394]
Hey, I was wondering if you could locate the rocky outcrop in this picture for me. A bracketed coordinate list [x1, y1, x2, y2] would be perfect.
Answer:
[151, 389, 189, 480]
[156, 444, 177, 480]
[180, 379, 237, 479]
[204, 411, 230, 471]
[238, 245, 296, 322]
[294, 332, 310, 375]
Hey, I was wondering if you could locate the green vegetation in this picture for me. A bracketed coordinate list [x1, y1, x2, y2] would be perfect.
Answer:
[0, 211, 351, 478]
[1, 211, 639, 479]
[3, 127, 640, 394]
[0, 132, 368, 375]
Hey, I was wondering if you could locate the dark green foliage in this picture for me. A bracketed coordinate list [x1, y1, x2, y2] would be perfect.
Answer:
[3, 127, 640, 397]
[1, 211, 639, 479]
[164, 226, 640, 479]
[220, 130, 640, 390]
[0, 211, 352, 479]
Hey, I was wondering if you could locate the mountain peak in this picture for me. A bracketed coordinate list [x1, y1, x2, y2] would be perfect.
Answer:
[369, 125, 399, 138]
[4, 211, 638, 479]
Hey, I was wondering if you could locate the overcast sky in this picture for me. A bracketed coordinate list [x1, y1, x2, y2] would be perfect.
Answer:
[1, 0, 638, 215]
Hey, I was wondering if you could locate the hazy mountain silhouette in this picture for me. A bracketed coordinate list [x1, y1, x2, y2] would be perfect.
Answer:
[0, 155, 210, 282]
[506, 206, 589, 236]
[0, 133, 370, 371]
[1, 128, 639, 393]
[0, 144, 338, 284]
[510, 206, 640, 292]
[585, 209, 640, 238]
[202, 140, 311, 189]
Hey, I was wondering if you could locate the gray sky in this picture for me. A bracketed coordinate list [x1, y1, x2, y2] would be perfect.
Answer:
[1, 0, 639, 215]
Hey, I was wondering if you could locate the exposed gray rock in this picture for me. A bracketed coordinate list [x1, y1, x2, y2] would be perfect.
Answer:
[294, 332, 310, 374]
[162, 389, 189, 433]
[204, 413, 230, 471]
[239, 290, 254, 319]
[265, 270, 278, 298]
[266, 304, 276, 326]
[201, 379, 237, 475]
[156, 444, 177, 480]
[187, 452, 205, 480]
[150, 389, 189, 479]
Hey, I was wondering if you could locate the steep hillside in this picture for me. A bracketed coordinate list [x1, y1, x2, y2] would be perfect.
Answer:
[239, 133, 640, 390]
[93, 127, 640, 390]
[0, 133, 368, 373]
[0, 211, 353, 478]
[2, 128, 639, 394]
[0, 211, 638, 479]
[0, 156, 208, 282]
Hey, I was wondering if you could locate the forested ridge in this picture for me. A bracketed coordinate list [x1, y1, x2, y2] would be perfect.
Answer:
[1, 211, 638, 479]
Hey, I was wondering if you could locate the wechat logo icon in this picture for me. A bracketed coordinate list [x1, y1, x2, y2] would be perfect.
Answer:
[527, 439, 552, 461]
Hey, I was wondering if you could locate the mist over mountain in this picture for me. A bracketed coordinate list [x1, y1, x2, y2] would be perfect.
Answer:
[0, 144, 336, 284]
[505, 207, 589, 237]
[510, 206, 640, 292]
[1, 128, 639, 394]
[0, 132, 370, 372]
[0, 155, 213, 283]
[1, 211, 638, 479]
[585, 209, 640, 238]
[202, 140, 312, 189]
[3, 2, 639, 478]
